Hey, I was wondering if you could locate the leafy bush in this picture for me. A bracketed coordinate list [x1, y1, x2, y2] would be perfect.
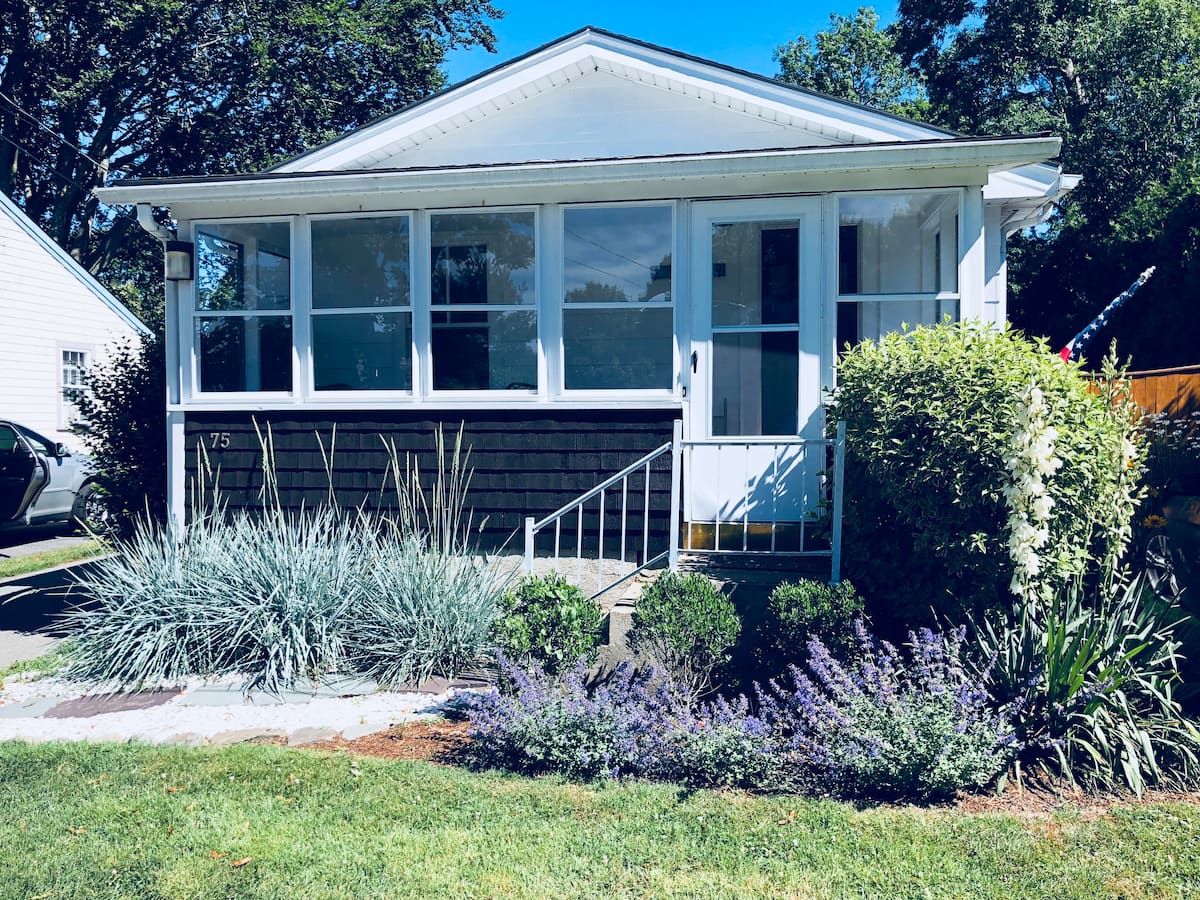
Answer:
[759, 623, 1012, 801]
[63, 508, 506, 693]
[628, 572, 740, 702]
[77, 330, 167, 535]
[975, 576, 1200, 794]
[829, 321, 1143, 630]
[462, 654, 684, 781]
[492, 574, 606, 674]
[758, 579, 864, 675]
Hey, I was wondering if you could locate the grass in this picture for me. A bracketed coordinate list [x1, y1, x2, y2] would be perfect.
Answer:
[0, 539, 104, 580]
[1, 742, 1199, 899]
[0, 645, 67, 680]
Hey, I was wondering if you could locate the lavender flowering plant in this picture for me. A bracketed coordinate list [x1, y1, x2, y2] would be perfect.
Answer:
[758, 621, 1013, 800]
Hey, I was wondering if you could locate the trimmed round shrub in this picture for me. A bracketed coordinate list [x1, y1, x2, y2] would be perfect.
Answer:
[628, 571, 740, 701]
[829, 320, 1142, 630]
[492, 574, 606, 675]
[757, 578, 864, 675]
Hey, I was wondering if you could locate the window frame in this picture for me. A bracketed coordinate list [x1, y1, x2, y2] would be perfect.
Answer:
[424, 204, 542, 400]
[58, 346, 91, 430]
[558, 200, 677, 397]
[187, 215, 297, 400]
[306, 210, 417, 400]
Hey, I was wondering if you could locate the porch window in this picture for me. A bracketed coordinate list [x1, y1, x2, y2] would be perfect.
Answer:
[836, 191, 960, 349]
[311, 215, 412, 392]
[194, 221, 293, 392]
[430, 211, 537, 391]
[562, 205, 673, 390]
[710, 220, 801, 436]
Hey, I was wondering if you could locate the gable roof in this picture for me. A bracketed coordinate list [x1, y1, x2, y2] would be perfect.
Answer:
[0, 192, 150, 336]
[272, 26, 962, 174]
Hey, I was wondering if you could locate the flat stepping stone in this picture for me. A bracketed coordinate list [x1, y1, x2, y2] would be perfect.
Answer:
[44, 688, 182, 719]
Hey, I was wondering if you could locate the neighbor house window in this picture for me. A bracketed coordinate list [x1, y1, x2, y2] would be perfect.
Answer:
[194, 221, 293, 392]
[59, 348, 89, 428]
[311, 215, 412, 392]
[429, 210, 537, 391]
[836, 191, 960, 349]
[562, 204, 674, 391]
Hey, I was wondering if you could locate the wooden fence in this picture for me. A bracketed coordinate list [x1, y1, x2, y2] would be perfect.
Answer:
[1127, 365, 1200, 417]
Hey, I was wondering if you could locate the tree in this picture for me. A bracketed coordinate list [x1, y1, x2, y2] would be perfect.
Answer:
[0, 0, 501, 289]
[892, 0, 1200, 367]
[775, 7, 927, 118]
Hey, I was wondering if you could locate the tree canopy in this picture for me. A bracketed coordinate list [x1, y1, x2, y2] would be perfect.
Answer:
[0, 0, 501, 293]
[777, 1, 1200, 368]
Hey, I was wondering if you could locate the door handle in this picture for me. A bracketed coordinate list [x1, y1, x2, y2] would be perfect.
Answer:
[691, 350, 698, 373]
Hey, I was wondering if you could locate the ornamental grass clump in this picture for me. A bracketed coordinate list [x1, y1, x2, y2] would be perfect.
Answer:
[759, 622, 1013, 801]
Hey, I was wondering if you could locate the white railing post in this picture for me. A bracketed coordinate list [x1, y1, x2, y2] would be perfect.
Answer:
[830, 420, 847, 584]
[668, 419, 683, 571]
[523, 515, 535, 575]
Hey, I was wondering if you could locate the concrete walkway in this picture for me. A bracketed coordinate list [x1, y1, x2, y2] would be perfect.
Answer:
[0, 557, 94, 669]
[0, 672, 475, 746]
[0, 525, 92, 560]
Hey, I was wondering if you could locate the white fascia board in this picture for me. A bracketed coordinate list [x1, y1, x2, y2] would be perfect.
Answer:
[97, 136, 1063, 209]
[278, 31, 950, 173]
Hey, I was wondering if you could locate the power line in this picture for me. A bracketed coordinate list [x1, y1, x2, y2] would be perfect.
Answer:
[565, 226, 656, 272]
[0, 90, 108, 171]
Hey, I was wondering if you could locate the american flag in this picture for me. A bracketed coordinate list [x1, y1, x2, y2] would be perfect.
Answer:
[1059, 267, 1156, 362]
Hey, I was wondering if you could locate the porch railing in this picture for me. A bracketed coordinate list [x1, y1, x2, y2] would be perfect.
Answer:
[680, 421, 845, 580]
[523, 421, 682, 601]
[523, 420, 845, 598]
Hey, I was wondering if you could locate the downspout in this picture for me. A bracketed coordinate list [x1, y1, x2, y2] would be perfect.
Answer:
[133, 203, 185, 528]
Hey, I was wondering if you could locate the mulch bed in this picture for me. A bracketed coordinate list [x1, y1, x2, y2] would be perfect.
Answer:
[304, 718, 471, 764]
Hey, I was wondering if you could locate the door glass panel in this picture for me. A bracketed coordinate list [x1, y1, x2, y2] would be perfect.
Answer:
[712, 332, 798, 436]
[711, 221, 799, 326]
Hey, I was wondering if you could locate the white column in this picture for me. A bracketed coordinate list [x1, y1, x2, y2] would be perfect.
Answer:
[983, 205, 1007, 327]
[539, 203, 562, 399]
[959, 185, 987, 321]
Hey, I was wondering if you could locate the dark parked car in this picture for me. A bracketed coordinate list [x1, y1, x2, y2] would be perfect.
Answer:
[0, 418, 102, 533]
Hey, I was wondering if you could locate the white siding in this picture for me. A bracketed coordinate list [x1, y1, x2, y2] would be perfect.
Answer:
[0, 208, 143, 451]
[371, 70, 840, 170]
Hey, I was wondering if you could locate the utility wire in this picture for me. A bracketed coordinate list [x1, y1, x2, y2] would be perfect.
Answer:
[0, 90, 109, 171]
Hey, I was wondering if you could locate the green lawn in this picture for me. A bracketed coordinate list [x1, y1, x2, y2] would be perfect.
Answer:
[0, 540, 104, 580]
[1, 742, 1198, 899]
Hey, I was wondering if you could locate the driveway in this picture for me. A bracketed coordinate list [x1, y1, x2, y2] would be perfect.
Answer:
[0, 524, 92, 560]
[0, 557, 96, 669]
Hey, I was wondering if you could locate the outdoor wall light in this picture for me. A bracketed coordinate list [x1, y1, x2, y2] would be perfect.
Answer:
[164, 240, 194, 281]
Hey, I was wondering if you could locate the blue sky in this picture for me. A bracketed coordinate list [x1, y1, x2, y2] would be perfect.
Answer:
[443, 2, 898, 85]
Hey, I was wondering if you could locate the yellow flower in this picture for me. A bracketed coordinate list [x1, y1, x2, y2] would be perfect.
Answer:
[1143, 514, 1167, 529]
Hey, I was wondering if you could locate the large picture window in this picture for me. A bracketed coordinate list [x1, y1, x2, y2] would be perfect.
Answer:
[194, 221, 292, 392]
[311, 215, 412, 392]
[562, 205, 673, 391]
[430, 211, 537, 391]
[836, 191, 960, 349]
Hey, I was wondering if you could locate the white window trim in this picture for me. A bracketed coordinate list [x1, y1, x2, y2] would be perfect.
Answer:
[306, 210, 417, 401]
[187, 215, 299, 400]
[58, 346, 92, 431]
[558, 200, 678, 399]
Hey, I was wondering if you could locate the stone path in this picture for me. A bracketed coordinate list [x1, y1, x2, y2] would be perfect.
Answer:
[0, 673, 478, 746]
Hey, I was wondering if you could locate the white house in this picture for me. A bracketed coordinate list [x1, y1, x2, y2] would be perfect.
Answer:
[0, 191, 149, 451]
[96, 27, 1077, 582]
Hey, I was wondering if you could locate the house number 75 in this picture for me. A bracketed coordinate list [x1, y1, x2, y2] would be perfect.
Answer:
[209, 432, 231, 449]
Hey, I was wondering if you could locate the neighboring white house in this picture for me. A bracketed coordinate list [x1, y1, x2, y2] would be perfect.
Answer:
[0, 191, 150, 451]
[96, 27, 1078, 577]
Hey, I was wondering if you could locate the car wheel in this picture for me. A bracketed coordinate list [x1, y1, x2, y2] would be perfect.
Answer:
[71, 482, 110, 536]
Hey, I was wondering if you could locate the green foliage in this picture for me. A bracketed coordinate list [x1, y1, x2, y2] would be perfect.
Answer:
[76, 331, 167, 535]
[0, 0, 501, 299]
[492, 574, 606, 675]
[890, 0, 1200, 369]
[628, 572, 740, 701]
[774, 7, 927, 119]
[976, 577, 1200, 795]
[829, 320, 1143, 629]
[757, 579, 864, 675]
